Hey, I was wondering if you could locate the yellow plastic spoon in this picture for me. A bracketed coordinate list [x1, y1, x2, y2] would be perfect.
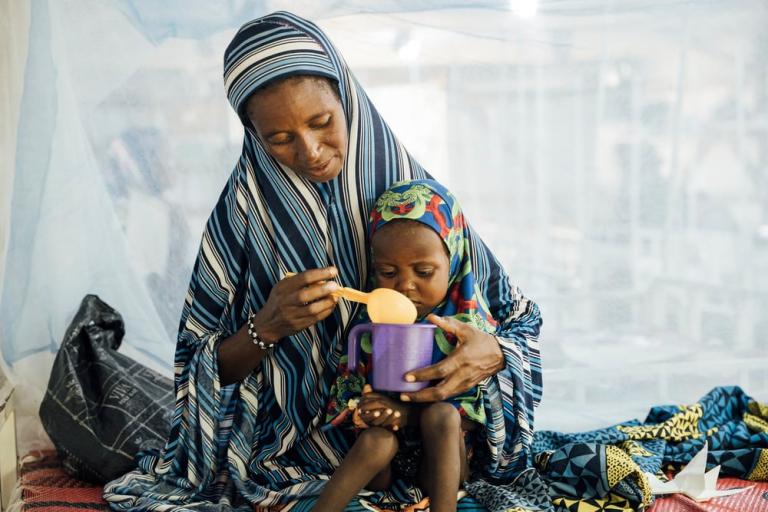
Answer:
[334, 286, 417, 324]
[283, 272, 417, 324]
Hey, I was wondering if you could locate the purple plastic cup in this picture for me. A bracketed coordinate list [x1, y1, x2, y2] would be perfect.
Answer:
[347, 323, 436, 392]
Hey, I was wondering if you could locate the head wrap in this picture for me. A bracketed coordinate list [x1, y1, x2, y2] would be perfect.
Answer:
[224, 22, 337, 127]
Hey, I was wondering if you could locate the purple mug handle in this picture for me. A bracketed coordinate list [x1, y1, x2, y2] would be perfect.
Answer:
[346, 323, 372, 370]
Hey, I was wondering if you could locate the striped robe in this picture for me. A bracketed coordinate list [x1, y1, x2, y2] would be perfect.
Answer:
[103, 11, 542, 511]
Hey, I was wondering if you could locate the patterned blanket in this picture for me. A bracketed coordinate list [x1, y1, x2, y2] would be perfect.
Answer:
[466, 386, 768, 511]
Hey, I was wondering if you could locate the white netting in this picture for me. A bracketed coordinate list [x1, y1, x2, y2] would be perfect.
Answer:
[1, 0, 766, 452]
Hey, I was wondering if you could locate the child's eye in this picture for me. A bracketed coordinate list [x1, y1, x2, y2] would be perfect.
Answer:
[376, 269, 396, 279]
[416, 268, 434, 277]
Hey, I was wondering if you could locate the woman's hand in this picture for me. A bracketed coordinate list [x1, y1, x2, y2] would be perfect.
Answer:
[358, 385, 410, 431]
[218, 267, 338, 386]
[251, 267, 339, 342]
[399, 314, 504, 403]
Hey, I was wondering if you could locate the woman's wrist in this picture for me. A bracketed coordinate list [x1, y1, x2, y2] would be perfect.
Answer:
[218, 316, 274, 385]
[247, 312, 277, 350]
[248, 308, 281, 345]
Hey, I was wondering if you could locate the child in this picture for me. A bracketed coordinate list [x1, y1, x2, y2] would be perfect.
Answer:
[316, 179, 498, 512]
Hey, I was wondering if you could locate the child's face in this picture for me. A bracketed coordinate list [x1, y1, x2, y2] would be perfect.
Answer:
[371, 220, 450, 318]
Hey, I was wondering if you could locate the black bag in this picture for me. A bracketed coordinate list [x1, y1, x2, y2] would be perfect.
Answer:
[39, 294, 174, 483]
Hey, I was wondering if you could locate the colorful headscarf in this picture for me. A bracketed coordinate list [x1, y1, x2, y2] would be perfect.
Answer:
[369, 179, 497, 333]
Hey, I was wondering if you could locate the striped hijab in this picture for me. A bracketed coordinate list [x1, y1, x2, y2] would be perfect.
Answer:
[104, 11, 542, 511]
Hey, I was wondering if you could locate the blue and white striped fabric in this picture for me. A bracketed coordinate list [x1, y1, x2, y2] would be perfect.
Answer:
[103, 11, 542, 511]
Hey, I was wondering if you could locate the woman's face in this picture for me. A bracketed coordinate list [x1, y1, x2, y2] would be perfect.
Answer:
[371, 221, 450, 318]
[245, 77, 348, 183]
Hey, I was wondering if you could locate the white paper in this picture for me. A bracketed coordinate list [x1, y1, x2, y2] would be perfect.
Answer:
[644, 444, 752, 502]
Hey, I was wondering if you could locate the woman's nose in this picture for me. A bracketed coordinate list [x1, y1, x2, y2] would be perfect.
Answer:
[296, 133, 321, 163]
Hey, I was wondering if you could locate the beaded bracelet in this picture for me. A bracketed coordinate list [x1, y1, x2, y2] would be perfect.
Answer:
[247, 312, 275, 350]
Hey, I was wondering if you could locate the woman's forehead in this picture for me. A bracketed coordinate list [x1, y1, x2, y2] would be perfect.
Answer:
[245, 77, 341, 126]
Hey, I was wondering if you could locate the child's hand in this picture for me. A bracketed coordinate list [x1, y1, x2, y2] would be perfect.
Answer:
[358, 384, 409, 431]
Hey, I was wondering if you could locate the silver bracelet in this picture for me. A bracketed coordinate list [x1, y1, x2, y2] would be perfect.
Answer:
[248, 312, 275, 350]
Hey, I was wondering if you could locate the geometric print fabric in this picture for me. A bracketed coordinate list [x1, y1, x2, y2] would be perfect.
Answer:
[469, 386, 768, 512]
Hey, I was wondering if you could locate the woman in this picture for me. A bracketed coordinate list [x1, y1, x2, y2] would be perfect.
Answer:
[103, 11, 542, 511]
